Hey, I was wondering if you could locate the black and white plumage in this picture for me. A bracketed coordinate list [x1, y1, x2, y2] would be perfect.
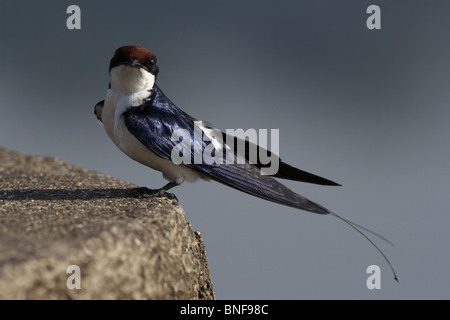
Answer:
[95, 45, 398, 281]
[97, 46, 341, 214]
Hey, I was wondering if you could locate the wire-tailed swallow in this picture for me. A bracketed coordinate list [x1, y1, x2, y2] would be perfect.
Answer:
[95, 45, 398, 281]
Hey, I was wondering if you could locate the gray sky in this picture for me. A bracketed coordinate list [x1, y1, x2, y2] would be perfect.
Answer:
[1, 0, 450, 299]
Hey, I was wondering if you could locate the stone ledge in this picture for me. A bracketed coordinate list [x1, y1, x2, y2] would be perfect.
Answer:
[0, 147, 214, 299]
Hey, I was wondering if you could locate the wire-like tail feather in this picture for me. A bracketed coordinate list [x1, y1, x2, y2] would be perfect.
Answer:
[328, 211, 399, 282]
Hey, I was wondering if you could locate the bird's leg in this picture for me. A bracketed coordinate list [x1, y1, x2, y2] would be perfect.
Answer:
[157, 181, 179, 195]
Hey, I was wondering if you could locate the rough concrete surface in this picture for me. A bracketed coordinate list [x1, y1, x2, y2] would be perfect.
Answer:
[0, 147, 214, 299]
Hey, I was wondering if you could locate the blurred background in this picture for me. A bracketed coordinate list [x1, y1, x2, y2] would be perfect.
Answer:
[1, 0, 449, 299]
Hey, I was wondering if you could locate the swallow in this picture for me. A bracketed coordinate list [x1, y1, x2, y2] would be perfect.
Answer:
[95, 45, 398, 281]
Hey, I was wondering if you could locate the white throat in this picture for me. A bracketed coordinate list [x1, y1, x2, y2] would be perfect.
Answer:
[109, 65, 155, 95]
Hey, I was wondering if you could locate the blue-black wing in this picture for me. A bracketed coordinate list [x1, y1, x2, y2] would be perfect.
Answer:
[123, 85, 331, 214]
[222, 133, 340, 186]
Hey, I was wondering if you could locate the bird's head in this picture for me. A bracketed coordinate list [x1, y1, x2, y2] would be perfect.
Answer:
[109, 45, 159, 94]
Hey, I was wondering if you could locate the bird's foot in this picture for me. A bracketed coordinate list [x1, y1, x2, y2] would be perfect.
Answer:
[158, 190, 178, 201]
[133, 187, 155, 195]
[133, 186, 178, 201]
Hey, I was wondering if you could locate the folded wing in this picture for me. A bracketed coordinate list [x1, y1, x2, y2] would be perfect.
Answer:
[123, 99, 331, 214]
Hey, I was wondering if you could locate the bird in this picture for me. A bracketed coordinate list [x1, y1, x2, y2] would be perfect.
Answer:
[95, 45, 398, 281]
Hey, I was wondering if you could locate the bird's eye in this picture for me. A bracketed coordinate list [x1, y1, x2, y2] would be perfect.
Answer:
[112, 52, 122, 63]
[148, 58, 156, 67]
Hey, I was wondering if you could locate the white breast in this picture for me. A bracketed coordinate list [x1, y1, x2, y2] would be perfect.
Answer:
[101, 84, 204, 184]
